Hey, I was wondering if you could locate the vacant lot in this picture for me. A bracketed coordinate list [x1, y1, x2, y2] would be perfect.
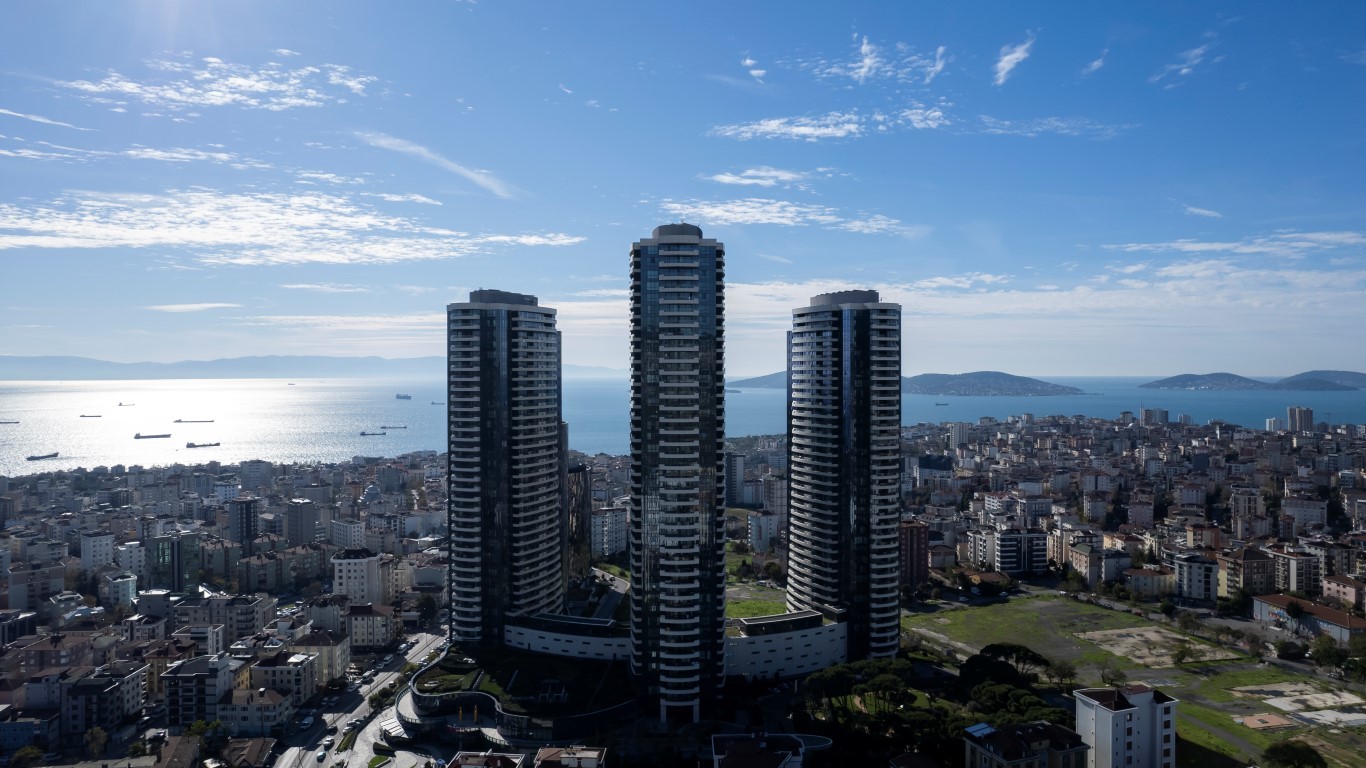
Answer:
[902, 595, 1152, 670]
[1079, 626, 1238, 667]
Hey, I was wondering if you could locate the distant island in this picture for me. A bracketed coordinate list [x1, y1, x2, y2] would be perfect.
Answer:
[1139, 370, 1364, 391]
[729, 370, 1084, 397]
[0, 355, 626, 381]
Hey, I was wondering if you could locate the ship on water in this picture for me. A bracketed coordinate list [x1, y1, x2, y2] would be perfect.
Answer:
[175, 419, 214, 423]
[27, 452, 58, 461]
[360, 431, 387, 436]
[186, 442, 220, 448]
[380, 425, 407, 429]
[134, 433, 171, 439]
[395, 393, 412, 400]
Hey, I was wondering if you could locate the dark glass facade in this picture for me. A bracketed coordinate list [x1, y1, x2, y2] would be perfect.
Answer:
[785, 291, 902, 660]
[447, 290, 565, 647]
[628, 224, 727, 723]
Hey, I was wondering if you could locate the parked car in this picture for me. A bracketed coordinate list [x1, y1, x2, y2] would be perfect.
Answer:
[316, 751, 327, 762]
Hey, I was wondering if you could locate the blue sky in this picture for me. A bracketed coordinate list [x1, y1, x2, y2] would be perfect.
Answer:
[1, 1, 1363, 377]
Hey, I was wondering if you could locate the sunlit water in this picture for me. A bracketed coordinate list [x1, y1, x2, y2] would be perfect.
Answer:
[2, 377, 1364, 476]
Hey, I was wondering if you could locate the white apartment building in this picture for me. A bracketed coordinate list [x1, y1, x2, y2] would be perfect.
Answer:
[331, 548, 393, 606]
[330, 518, 366, 550]
[1075, 684, 1178, 768]
[80, 532, 114, 574]
[590, 506, 628, 559]
[1173, 552, 1218, 602]
[248, 650, 320, 706]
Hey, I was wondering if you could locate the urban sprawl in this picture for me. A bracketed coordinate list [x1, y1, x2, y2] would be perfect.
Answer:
[3, 227, 1366, 767]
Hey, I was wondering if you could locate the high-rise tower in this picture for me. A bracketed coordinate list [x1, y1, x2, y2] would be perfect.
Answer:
[628, 224, 727, 722]
[447, 289, 565, 647]
[785, 290, 902, 660]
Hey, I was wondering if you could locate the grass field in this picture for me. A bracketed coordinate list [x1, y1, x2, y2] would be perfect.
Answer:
[727, 598, 787, 619]
[903, 595, 1152, 672]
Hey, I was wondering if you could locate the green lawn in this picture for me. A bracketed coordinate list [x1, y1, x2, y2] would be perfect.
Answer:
[727, 598, 787, 619]
[1189, 666, 1319, 703]
[902, 595, 1152, 674]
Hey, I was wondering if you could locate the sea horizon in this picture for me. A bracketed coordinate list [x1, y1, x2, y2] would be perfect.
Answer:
[3, 375, 1365, 476]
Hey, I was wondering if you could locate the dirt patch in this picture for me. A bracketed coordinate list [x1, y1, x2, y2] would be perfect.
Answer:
[1265, 691, 1364, 712]
[1076, 626, 1238, 667]
[1230, 681, 1318, 699]
[1240, 713, 1297, 730]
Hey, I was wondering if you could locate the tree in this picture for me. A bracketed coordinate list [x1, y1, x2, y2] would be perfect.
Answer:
[1310, 634, 1347, 669]
[128, 742, 148, 758]
[1285, 599, 1307, 633]
[1098, 658, 1128, 687]
[1044, 659, 1077, 687]
[85, 725, 109, 759]
[1170, 642, 1194, 667]
[10, 746, 44, 768]
[1260, 740, 1329, 768]
[418, 593, 439, 623]
[1175, 610, 1202, 633]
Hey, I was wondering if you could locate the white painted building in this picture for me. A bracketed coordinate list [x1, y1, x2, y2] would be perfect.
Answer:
[589, 506, 628, 558]
[80, 531, 114, 574]
[724, 611, 848, 681]
[1074, 684, 1178, 768]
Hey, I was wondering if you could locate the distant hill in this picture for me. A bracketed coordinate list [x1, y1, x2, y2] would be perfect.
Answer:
[1279, 370, 1366, 389]
[729, 370, 1083, 396]
[0, 355, 626, 381]
[903, 371, 1083, 396]
[1140, 371, 1360, 391]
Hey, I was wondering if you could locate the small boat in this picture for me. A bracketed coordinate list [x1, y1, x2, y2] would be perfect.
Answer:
[80, 414, 102, 418]
[287, 383, 296, 386]
[186, 442, 221, 448]
[380, 425, 407, 429]
[934, 402, 949, 406]
[174, 419, 214, 423]
[118, 402, 134, 406]
[360, 431, 387, 436]
[726, 388, 742, 393]
[431, 401, 444, 405]
[134, 433, 172, 439]
[395, 393, 412, 400]
[27, 452, 58, 461]
[0, 420, 18, 424]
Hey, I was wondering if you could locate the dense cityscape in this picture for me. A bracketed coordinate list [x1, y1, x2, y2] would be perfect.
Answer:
[0, 224, 1363, 768]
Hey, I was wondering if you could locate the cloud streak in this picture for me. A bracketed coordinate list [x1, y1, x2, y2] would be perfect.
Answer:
[994, 35, 1035, 86]
[660, 197, 924, 237]
[0, 107, 93, 131]
[0, 189, 581, 266]
[357, 131, 515, 199]
[1182, 204, 1222, 218]
[145, 302, 242, 312]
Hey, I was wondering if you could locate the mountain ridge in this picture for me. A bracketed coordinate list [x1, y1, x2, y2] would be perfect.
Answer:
[1139, 371, 1362, 391]
[728, 370, 1084, 396]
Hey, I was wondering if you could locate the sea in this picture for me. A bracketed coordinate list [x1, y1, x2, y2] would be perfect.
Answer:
[2, 376, 1365, 476]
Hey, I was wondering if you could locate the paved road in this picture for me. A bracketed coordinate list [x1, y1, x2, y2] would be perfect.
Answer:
[274, 629, 449, 768]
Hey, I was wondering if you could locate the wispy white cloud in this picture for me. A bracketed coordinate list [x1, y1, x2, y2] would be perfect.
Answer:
[1182, 204, 1222, 218]
[739, 55, 766, 83]
[364, 192, 442, 205]
[56, 55, 377, 113]
[1150, 41, 1214, 84]
[706, 167, 809, 187]
[978, 115, 1127, 140]
[0, 189, 581, 266]
[280, 283, 369, 293]
[273, 49, 301, 57]
[0, 107, 93, 131]
[710, 112, 864, 141]
[0, 136, 267, 167]
[1082, 49, 1108, 75]
[356, 131, 515, 199]
[145, 302, 242, 312]
[994, 35, 1035, 86]
[558, 83, 573, 94]
[298, 170, 366, 185]
[1343, 48, 1366, 65]
[1104, 230, 1366, 259]
[794, 35, 949, 86]
[759, 254, 793, 265]
[660, 197, 922, 237]
[123, 146, 236, 163]
[711, 103, 952, 142]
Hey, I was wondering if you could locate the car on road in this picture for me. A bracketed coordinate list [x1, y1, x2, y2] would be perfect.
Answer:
[316, 751, 326, 762]
[322, 737, 335, 748]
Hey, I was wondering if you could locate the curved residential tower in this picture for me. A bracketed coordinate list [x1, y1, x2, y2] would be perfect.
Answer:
[785, 290, 902, 660]
[447, 289, 565, 647]
[628, 224, 727, 723]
